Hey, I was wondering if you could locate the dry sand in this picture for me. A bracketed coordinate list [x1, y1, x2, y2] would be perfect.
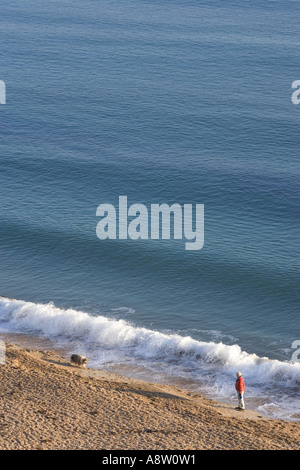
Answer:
[0, 342, 298, 450]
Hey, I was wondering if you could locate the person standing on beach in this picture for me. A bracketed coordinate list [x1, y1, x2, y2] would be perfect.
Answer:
[235, 371, 245, 410]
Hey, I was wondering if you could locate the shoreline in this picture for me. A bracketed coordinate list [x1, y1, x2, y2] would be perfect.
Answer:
[1, 298, 299, 423]
[1, 331, 297, 422]
[0, 338, 299, 450]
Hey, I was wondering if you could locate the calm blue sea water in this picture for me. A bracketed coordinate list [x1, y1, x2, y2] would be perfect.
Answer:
[0, 0, 300, 419]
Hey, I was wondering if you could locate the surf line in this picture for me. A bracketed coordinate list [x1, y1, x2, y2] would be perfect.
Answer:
[96, 196, 204, 251]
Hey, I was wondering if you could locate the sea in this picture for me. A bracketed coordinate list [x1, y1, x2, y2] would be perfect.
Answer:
[0, 0, 299, 420]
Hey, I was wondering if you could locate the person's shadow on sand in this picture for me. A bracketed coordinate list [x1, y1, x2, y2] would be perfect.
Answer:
[115, 386, 189, 401]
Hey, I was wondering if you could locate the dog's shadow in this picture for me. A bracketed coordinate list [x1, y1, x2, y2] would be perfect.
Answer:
[43, 358, 74, 368]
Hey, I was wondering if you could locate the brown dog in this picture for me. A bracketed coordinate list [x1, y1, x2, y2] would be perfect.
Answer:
[70, 354, 87, 368]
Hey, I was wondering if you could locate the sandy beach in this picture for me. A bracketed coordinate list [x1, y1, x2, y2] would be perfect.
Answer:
[0, 341, 298, 450]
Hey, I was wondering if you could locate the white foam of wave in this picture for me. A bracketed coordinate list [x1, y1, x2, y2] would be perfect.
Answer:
[0, 297, 299, 391]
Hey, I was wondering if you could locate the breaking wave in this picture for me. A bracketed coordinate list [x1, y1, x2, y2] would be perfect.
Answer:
[0, 297, 299, 420]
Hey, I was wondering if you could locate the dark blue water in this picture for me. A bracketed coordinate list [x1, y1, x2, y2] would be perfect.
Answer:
[0, 0, 299, 419]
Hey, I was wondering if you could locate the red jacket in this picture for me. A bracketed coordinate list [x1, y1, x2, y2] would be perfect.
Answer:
[235, 376, 245, 393]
